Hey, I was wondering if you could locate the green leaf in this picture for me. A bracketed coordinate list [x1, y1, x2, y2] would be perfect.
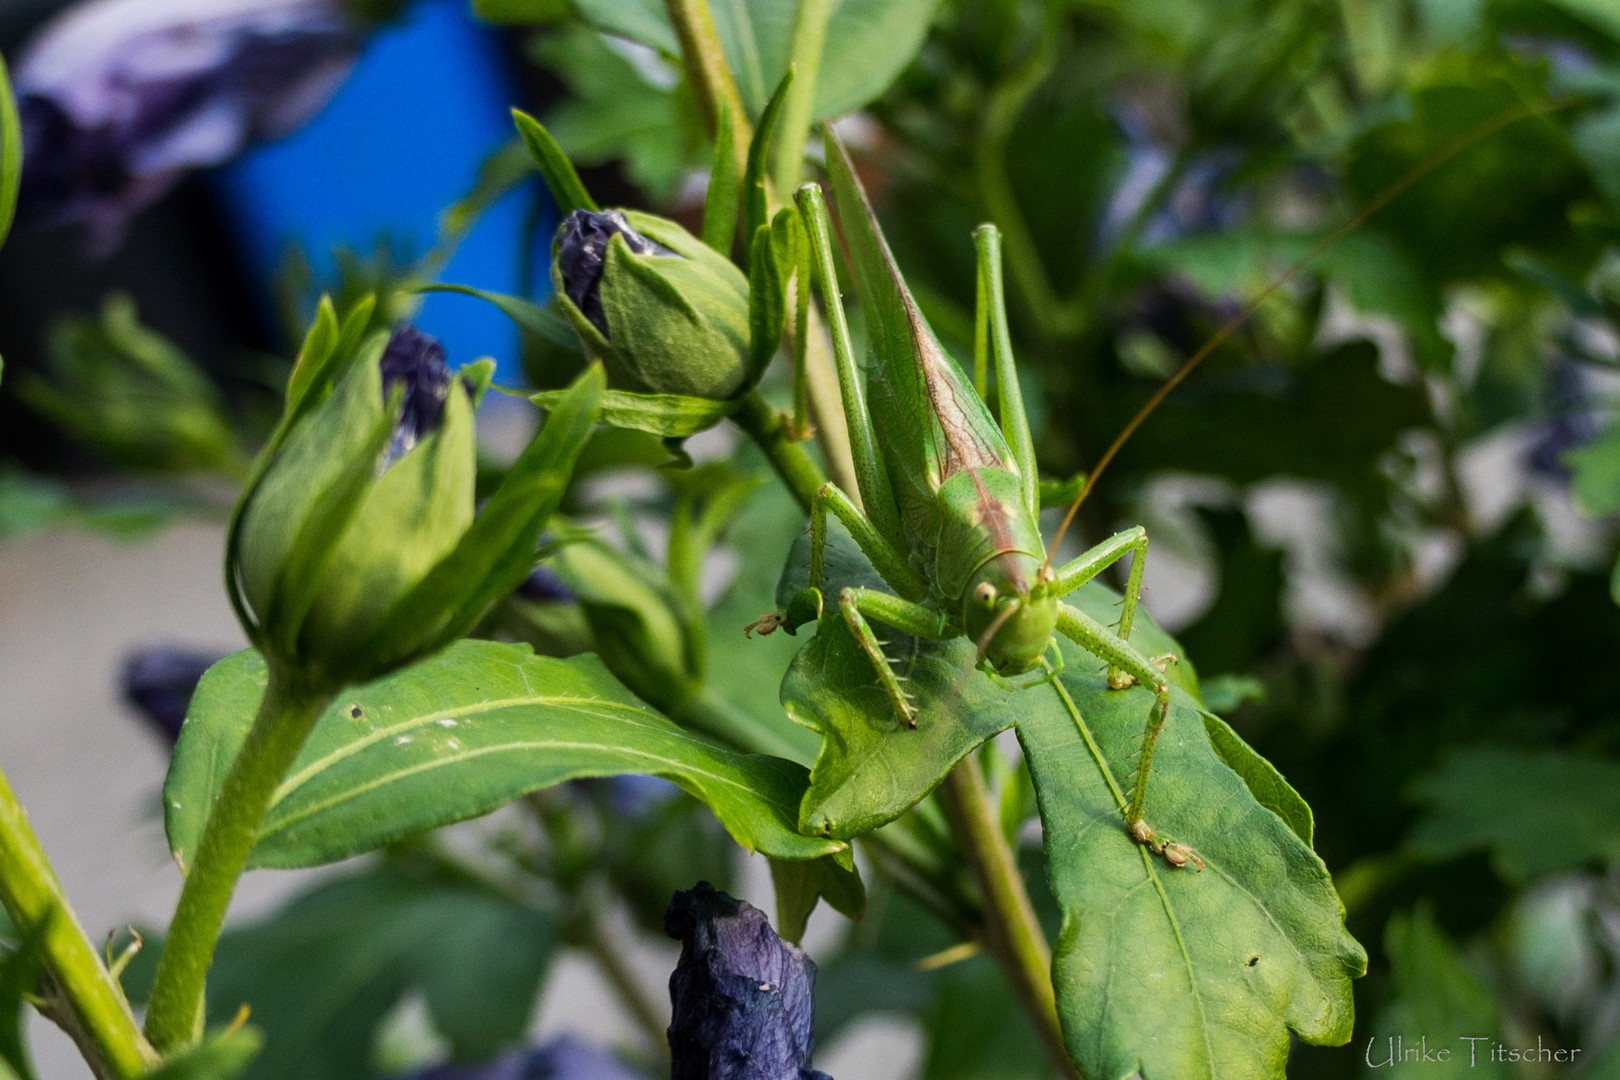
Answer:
[571, 0, 942, 121]
[0, 55, 21, 250]
[143, 1028, 264, 1080]
[769, 852, 866, 944]
[511, 108, 597, 214]
[1019, 647, 1364, 1080]
[1373, 907, 1508, 1077]
[414, 285, 581, 353]
[1201, 712, 1313, 846]
[702, 98, 741, 255]
[744, 70, 794, 269]
[166, 640, 844, 868]
[1566, 417, 1620, 517]
[0, 927, 41, 1080]
[528, 386, 736, 438]
[1407, 747, 1620, 882]
[203, 865, 554, 1080]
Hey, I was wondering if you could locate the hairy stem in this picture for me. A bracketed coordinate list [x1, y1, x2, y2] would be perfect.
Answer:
[0, 769, 157, 1080]
[772, 0, 835, 196]
[733, 390, 826, 513]
[664, 0, 750, 179]
[938, 762, 1078, 1080]
[144, 670, 333, 1052]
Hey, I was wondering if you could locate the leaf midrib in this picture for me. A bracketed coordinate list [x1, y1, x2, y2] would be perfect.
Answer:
[272, 693, 651, 803]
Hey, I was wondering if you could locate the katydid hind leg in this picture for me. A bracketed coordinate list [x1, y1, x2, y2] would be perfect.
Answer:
[1054, 601, 1174, 840]
[809, 483, 928, 601]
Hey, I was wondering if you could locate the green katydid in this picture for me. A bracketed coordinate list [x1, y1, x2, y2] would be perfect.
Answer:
[753, 128, 1185, 860]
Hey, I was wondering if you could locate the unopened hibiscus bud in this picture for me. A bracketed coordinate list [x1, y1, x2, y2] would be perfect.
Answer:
[121, 645, 227, 745]
[552, 210, 752, 401]
[229, 305, 603, 690]
[664, 883, 831, 1080]
[13, 0, 372, 252]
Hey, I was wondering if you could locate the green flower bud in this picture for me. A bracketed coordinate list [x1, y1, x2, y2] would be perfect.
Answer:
[550, 536, 701, 717]
[233, 323, 476, 687]
[552, 209, 751, 401]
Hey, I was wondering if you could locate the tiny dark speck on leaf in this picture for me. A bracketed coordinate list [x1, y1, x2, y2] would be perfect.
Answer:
[349, 705, 363, 720]
[1247, 955, 1260, 967]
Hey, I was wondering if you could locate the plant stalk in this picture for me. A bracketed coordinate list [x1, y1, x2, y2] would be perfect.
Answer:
[0, 769, 158, 1080]
[144, 669, 333, 1053]
[938, 762, 1078, 1080]
[772, 0, 835, 197]
[733, 390, 826, 513]
[664, 0, 750, 179]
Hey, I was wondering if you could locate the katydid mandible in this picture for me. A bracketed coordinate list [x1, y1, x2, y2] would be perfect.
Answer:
[769, 129, 1181, 859]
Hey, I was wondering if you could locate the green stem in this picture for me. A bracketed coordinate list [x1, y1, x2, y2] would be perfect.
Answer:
[144, 669, 333, 1053]
[664, 0, 750, 180]
[938, 762, 1079, 1080]
[772, 0, 835, 196]
[0, 769, 157, 1080]
[573, 900, 669, 1060]
[732, 390, 825, 513]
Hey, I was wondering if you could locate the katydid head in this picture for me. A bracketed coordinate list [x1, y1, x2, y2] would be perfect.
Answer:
[964, 553, 1059, 675]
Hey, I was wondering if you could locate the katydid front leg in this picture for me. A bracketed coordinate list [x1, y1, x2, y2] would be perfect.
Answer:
[1054, 602, 1172, 836]
[839, 586, 953, 728]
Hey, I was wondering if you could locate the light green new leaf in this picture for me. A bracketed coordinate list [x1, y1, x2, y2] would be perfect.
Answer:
[0, 55, 21, 251]
[1407, 747, 1620, 882]
[1020, 650, 1364, 1080]
[142, 1028, 264, 1080]
[511, 108, 597, 214]
[166, 640, 844, 869]
[415, 284, 581, 352]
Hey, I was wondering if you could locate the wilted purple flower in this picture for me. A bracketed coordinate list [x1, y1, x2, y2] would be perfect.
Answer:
[13, 0, 367, 252]
[517, 565, 576, 604]
[399, 1036, 647, 1080]
[1098, 104, 1245, 252]
[555, 210, 674, 336]
[1529, 360, 1601, 481]
[121, 645, 227, 744]
[664, 883, 830, 1080]
[1129, 278, 1242, 355]
[379, 324, 452, 467]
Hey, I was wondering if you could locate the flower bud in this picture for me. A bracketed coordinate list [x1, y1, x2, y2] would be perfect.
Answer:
[233, 321, 475, 686]
[228, 303, 604, 691]
[664, 883, 831, 1080]
[550, 537, 700, 717]
[552, 210, 752, 401]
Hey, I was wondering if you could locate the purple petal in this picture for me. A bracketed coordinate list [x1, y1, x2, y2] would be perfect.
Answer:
[397, 1036, 647, 1080]
[664, 883, 830, 1080]
[378, 324, 452, 468]
[120, 645, 227, 744]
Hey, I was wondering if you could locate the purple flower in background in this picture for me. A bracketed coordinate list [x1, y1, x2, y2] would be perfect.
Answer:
[1529, 360, 1601, 481]
[12, 0, 369, 252]
[400, 1036, 647, 1080]
[665, 883, 830, 1080]
[120, 645, 227, 744]
[517, 565, 576, 604]
[379, 323, 452, 467]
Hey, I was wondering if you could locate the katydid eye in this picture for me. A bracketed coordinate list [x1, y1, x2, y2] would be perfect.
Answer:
[974, 582, 997, 606]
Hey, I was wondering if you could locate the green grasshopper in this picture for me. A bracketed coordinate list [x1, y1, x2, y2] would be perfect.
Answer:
[762, 129, 1182, 856]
